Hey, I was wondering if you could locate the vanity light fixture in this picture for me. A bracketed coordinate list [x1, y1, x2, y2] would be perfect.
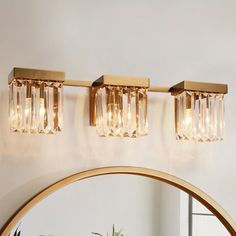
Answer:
[9, 68, 64, 134]
[170, 81, 228, 142]
[8, 67, 228, 142]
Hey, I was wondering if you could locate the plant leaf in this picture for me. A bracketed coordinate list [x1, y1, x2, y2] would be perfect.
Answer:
[92, 232, 103, 236]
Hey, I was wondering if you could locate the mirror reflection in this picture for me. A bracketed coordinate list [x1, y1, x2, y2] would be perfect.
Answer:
[9, 175, 229, 236]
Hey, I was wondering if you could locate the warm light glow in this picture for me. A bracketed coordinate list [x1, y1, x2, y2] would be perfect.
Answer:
[9, 79, 63, 134]
[39, 98, 45, 117]
[95, 86, 148, 137]
[184, 108, 192, 127]
[175, 91, 224, 142]
[25, 98, 31, 116]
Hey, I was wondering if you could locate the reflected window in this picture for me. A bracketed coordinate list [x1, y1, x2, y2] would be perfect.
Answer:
[188, 196, 230, 236]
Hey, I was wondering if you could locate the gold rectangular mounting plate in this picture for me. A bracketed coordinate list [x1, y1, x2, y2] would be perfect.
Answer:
[93, 75, 150, 88]
[169, 81, 228, 95]
[8, 67, 65, 84]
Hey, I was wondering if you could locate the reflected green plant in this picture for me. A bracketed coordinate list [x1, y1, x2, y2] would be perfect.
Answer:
[9, 224, 21, 236]
[92, 225, 126, 236]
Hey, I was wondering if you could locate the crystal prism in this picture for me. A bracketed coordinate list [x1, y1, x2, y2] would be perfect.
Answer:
[175, 91, 224, 141]
[95, 86, 148, 138]
[9, 78, 63, 134]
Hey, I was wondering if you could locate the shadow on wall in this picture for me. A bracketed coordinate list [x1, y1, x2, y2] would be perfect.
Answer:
[148, 94, 212, 170]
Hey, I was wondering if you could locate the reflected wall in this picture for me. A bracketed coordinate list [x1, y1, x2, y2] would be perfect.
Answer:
[8, 175, 229, 236]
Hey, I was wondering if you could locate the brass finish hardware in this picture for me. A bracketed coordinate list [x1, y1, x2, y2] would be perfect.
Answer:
[1, 166, 235, 236]
[148, 86, 170, 93]
[63, 80, 93, 87]
[8, 68, 228, 95]
[170, 81, 228, 95]
[8, 67, 65, 84]
[92, 75, 150, 88]
[89, 87, 97, 126]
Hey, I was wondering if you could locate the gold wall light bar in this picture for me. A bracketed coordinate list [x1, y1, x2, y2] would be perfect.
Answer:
[8, 67, 228, 142]
[63, 78, 170, 93]
[9, 68, 64, 134]
[170, 81, 228, 142]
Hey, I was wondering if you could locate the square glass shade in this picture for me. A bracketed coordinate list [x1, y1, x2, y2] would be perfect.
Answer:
[95, 86, 148, 137]
[175, 91, 225, 141]
[9, 78, 63, 134]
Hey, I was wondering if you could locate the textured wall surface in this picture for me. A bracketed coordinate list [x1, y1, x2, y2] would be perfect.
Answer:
[0, 0, 236, 230]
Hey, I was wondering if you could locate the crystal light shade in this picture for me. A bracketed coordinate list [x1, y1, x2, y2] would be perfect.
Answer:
[175, 91, 225, 142]
[9, 78, 63, 134]
[95, 86, 148, 137]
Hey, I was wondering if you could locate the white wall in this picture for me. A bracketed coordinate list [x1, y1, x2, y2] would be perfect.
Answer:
[0, 0, 236, 231]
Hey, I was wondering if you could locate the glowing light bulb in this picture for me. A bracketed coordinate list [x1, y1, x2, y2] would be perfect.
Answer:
[24, 97, 32, 132]
[108, 111, 112, 122]
[39, 98, 45, 117]
[127, 104, 132, 120]
[205, 108, 210, 124]
[38, 98, 45, 132]
[25, 97, 31, 116]
[184, 108, 192, 127]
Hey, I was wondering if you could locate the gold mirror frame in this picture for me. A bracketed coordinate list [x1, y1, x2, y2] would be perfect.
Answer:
[1, 166, 236, 236]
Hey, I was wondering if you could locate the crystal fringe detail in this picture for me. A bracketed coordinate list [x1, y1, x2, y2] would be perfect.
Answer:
[175, 91, 225, 141]
[95, 86, 148, 138]
[9, 78, 63, 134]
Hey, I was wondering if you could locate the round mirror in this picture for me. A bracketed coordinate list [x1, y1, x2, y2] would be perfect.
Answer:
[1, 167, 235, 236]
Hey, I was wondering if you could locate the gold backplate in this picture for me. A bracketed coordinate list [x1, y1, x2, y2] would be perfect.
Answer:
[170, 81, 228, 95]
[8, 67, 65, 84]
[93, 75, 150, 88]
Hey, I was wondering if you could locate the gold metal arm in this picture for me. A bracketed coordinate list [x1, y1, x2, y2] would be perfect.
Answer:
[63, 81, 171, 93]
[63, 82, 171, 93]
[148, 86, 170, 93]
[64, 80, 93, 87]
